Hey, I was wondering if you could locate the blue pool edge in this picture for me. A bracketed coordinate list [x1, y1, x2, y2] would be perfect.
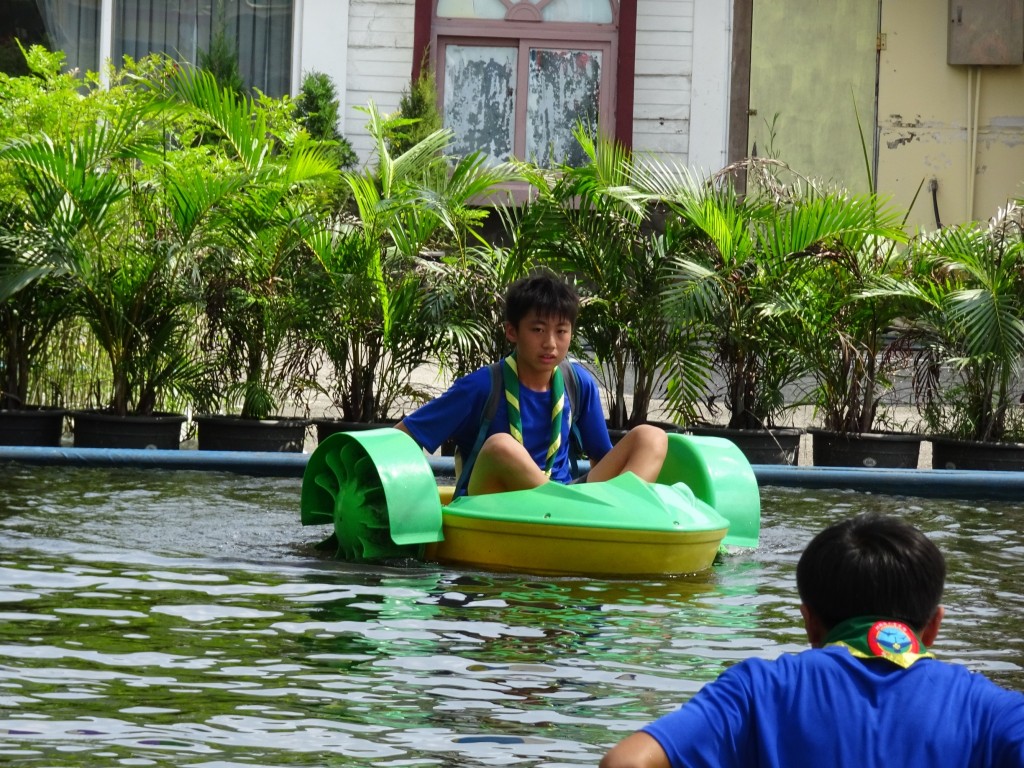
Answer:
[3, 445, 1024, 501]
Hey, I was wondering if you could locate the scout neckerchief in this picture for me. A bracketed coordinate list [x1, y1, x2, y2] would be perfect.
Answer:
[824, 616, 934, 669]
[502, 352, 565, 477]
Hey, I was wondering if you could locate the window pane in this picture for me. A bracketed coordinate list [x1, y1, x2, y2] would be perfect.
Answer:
[543, 0, 614, 23]
[443, 44, 517, 166]
[113, 0, 293, 96]
[436, 0, 508, 20]
[34, 0, 101, 74]
[526, 48, 600, 167]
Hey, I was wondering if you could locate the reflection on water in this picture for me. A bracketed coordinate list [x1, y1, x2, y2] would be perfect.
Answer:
[0, 466, 1021, 766]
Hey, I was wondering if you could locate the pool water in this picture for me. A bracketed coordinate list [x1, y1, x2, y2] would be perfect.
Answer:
[0, 465, 1022, 766]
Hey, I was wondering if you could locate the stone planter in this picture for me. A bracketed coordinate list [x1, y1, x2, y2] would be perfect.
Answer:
[808, 429, 923, 469]
[72, 410, 186, 450]
[686, 425, 802, 466]
[195, 414, 308, 452]
[0, 407, 67, 447]
[930, 436, 1024, 471]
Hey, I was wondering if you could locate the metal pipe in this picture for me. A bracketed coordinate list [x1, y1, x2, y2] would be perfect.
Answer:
[5, 446, 1024, 501]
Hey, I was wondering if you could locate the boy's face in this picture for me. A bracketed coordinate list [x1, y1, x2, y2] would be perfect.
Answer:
[505, 309, 573, 376]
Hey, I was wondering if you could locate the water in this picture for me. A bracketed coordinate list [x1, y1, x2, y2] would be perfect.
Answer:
[0, 466, 1022, 766]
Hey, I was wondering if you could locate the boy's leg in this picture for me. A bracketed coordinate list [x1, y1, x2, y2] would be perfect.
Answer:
[468, 433, 550, 495]
[587, 424, 668, 483]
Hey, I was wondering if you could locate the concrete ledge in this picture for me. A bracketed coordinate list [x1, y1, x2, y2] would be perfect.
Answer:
[3, 446, 1024, 501]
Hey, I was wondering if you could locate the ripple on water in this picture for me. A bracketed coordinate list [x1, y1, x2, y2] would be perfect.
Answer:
[0, 469, 1022, 766]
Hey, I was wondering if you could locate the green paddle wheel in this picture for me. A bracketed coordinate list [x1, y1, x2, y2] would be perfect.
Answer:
[300, 429, 443, 560]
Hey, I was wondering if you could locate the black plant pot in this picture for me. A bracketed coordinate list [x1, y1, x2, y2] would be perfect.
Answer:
[0, 407, 67, 446]
[808, 429, 922, 469]
[315, 418, 399, 445]
[195, 414, 308, 452]
[686, 425, 802, 466]
[72, 410, 186, 450]
[605, 420, 680, 447]
[930, 436, 1024, 471]
[607, 427, 628, 446]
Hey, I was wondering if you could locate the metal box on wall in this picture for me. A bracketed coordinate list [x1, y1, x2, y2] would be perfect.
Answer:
[948, 0, 1024, 65]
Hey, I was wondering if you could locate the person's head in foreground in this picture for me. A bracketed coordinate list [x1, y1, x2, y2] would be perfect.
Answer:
[796, 512, 945, 646]
[600, 514, 1024, 768]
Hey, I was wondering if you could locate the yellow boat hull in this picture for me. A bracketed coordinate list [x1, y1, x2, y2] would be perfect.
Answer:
[425, 513, 727, 576]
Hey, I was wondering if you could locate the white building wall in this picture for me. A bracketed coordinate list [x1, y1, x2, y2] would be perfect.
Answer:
[344, 0, 416, 164]
[689, 1, 732, 175]
[632, 0, 694, 166]
[294, 0, 351, 116]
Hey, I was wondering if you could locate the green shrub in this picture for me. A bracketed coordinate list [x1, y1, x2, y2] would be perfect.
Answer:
[295, 70, 357, 170]
[388, 60, 441, 157]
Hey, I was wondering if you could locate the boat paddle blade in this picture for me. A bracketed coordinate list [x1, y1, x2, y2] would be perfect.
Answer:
[657, 434, 761, 548]
[300, 429, 444, 561]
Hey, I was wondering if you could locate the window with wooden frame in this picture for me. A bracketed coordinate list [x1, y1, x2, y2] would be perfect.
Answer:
[420, 0, 625, 168]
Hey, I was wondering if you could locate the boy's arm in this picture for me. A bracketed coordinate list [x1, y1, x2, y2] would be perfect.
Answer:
[572, 364, 613, 460]
[396, 367, 490, 453]
[600, 732, 671, 768]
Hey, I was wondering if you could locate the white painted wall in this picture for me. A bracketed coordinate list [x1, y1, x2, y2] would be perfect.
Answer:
[344, 0, 416, 164]
[632, 0, 694, 166]
[293, 0, 350, 123]
[690, 1, 732, 175]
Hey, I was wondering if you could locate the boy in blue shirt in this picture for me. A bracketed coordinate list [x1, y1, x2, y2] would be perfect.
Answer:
[600, 514, 1024, 768]
[397, 273, 667, 495]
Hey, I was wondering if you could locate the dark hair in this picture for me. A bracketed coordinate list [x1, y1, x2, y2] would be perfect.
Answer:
[504, 272, 579, 328]
[796, 515, 945, 631]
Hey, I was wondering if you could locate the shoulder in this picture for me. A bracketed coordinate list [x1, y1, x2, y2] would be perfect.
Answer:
[567, 361, 601, 392]
[410, 365, 494, 418]
[709, 647, 854, 692]
[452, 365, 499, 395]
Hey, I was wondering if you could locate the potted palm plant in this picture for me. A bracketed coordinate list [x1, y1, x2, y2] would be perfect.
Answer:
[647, 160, 806, 464]
[0, 64, 215, 449]
[156, 65, 337, 451]
[897, 203, 1024, 470]
[197, 192, 322, 450]
[300, 103, 515, 442]
[761, 187, 916, 468]
[0, 212, 73, 445]
[0, 46, 100, 445]
[512, 128, 707, 434]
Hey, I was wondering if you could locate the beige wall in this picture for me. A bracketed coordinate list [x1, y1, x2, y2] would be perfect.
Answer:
[748, 0, 879, 192]
[878, 0, 1024, 229]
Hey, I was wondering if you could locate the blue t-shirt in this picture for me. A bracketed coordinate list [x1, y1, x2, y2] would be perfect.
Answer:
[642, 645, 1024, 768]
[401, 360, 612, 484]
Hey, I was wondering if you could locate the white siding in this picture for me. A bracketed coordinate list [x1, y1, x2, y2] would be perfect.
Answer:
[295, 0, 351, 118]
[633, 0, 694, 166]
[689, 1, 732, 174]
[345, 0, 416, 165]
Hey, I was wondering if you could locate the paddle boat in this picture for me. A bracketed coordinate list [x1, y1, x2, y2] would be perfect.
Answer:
[299, 429, 760, 577]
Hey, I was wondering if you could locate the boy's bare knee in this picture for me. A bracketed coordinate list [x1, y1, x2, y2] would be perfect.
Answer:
[479, 432, 524, 460]
[628, 424, 669, 453]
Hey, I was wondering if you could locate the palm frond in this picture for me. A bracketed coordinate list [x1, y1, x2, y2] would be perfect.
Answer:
[161, 65, 270, 175]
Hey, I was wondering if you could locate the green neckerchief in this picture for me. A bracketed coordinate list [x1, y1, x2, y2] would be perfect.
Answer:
[824, 616, 934, 669]
[502, 352, 565, 477]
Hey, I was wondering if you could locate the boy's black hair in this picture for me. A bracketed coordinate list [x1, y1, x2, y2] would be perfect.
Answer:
[796, 515, 945, 631]
[504, 272, 579, 327]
